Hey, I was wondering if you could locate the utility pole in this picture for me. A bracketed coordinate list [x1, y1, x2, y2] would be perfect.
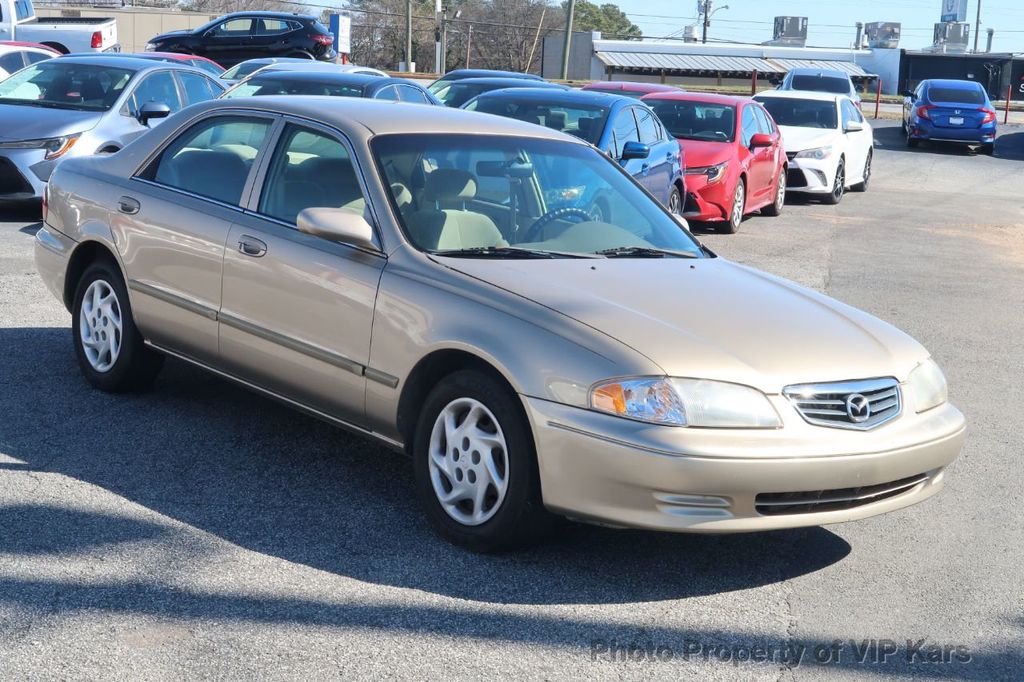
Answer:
[440, 8, 448, 74]
[404, 0, 412, 72]
[434, 0, 442, 74]
[560, 0, 576, 80]
[465, 24, 472, 68]
[701, 0, 712, 44]
[973, 0, 982, 53]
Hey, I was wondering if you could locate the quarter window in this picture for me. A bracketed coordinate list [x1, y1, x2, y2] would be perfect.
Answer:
[177, 71, 219, 105]
[127, 71, 182, 118]
[259, 125, 367, 225]
[145, 116, 270, 206]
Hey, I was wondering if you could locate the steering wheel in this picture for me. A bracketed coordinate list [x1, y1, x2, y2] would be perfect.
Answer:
[522, 207, 592, 243]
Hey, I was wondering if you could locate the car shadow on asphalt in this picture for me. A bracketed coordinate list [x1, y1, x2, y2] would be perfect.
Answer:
[0, 327, 852, 608]
[873, 125, 1024, 160]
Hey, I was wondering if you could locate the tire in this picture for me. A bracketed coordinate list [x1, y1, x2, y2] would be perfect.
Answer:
[823, 157, 845, 205]
[851, 150, 872, 192]
[667, 186, 682, 215]
[722, 178, 745, 233]
[412, 369, 551, 552]
[906, 129, 919, 148]
[979, 143, 995, 156]
[762, 169, 786, 217]
[71, 259, 163, 392]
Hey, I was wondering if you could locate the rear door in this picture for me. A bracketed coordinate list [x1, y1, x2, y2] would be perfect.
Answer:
[249, 17, 301, 58]
[122, 114, 274, 364]
[218, 121, 385, 423]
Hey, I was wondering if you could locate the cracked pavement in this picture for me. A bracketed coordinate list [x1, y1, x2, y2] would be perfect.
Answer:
[0, 121, 1022, 680]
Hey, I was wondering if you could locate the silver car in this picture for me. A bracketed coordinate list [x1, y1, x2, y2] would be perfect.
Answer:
[0, 55, 224, 201]
[35, 98, 965, 551]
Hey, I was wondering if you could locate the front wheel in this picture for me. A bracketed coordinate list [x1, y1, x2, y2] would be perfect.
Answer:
[851, 150, 871, 192]
[667, 186, 682, 215]
[823, 158, 845, 205]
[722, 178, 745, 233]
[762, 169, 786, 216]
[72, 260, 163, 392]
[412, 370, 551, 552]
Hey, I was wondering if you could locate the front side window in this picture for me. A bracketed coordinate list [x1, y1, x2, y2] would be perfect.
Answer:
[398, 85, 430, 104]
[14, 0, 33, 21]
[374, 85, 401, 101]
[751, 105, 774, 134]
[127, 71, 182, 117]
[0, 52, 25, 74]
[212, 18, 254, 35]
[433, 82, 484, 108]
[145, 116, 270, 205]
[635, 107, 660, 145]
[177, 71, 220, 105]
[259, 125, 367, 225]
[647, 100, 736, 142]
[756, 97, 839, 130]
[25, 50, 51, 65]
[373, 134, 704, 257]
[610, 108, 639, 157]
[0, 62, 133, 112]
[740, 106, 758, 146]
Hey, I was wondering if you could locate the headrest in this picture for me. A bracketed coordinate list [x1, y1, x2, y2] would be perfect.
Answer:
[423, 169, 477, 203]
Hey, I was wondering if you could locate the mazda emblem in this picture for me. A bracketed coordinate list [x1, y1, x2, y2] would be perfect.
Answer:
[845, 394, 871, 423]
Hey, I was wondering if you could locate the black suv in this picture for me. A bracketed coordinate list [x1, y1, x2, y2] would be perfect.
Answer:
[145, 11, 337, 68]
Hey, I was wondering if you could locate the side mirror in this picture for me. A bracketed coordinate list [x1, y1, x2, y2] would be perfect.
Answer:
[750, 133, 773, 148]
[297, 207, 376, 250]
[844, 120, 865, 133]
[620, 140, 650, 161]
[139, 101, 171, 126]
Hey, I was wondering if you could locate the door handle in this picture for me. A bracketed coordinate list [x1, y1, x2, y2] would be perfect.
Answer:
[641, 163, 650, 173]
[117, 196, 140, 215]
[237, 235, 267, 258]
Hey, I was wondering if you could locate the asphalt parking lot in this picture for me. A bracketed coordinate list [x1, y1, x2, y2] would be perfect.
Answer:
[0, 120, 1022, 680]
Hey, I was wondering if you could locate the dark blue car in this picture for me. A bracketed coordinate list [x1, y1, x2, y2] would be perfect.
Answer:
[463, 88, 685, 214]
[432, 77, 566, 108]
[903, 79, 997, 154]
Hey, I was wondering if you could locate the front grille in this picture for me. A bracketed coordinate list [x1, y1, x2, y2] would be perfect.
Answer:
[683, 191, 701, 214]
[783, 377, 901, 430]
[0, 158, 32, 197]
[786, 168, 807, 187]
[786, 151, 798, 161]
[755, 472, 928, 516]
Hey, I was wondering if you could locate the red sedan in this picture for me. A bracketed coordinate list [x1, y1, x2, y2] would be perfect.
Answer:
[126, 51, 225, 78]
[581, 80, 680, 99]
[642, 92, 787, 233]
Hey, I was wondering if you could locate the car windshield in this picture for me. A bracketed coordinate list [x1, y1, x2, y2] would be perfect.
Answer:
[432, 82, 488, 107]
[757, 97, 837, 129]
[647, 100, 735, 141]
[0, 61, 133, 111]
[464, 98, 609, 145]
[790, 74, 850, 95]
[372, 134, 704, 258]
[224, 77, 364, 98]
[928, 86, 985, 104]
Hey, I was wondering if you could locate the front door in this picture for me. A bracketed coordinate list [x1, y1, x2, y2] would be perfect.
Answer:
[120, 114, 274, 364]
[634, 106, 674, 204]
[201, 16, 256, 66]
[218, 122, 385, 423]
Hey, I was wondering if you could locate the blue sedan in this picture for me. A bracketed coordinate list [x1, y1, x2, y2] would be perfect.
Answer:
[463, 88, 685, 214]
[903, 79, 997, 154]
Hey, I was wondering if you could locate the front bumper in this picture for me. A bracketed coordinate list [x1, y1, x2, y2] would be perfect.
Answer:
[784, 156, 836, 195]
[682, 173, 730, 222]
[525, 396, 965, 533]
[0, 148, 52, 201]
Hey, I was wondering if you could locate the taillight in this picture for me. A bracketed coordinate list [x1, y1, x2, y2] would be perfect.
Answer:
[311, 33, 334, 46]
[980, 108, 996, 124]
[90, 30, 102, 49]
[917, 105, 936, 120]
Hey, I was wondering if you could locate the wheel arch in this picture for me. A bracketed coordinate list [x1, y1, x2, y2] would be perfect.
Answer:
[40, 41, 68, 54]
[63, 236, 124, 311]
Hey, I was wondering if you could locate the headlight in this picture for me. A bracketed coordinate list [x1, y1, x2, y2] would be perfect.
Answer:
[590, 377, 781, 428]
[795, 146, 833, 160]
[684, 161, 727, 184]
[906, 358, 948, 413]
[0, 134, 81, 160]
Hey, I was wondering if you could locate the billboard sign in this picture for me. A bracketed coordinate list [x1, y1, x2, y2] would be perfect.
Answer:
[329, 13, 352, 55]
[940, 0, 968, 23]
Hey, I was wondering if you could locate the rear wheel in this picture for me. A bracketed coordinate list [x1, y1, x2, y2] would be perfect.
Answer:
[762, 169, 786, 216]
[906, 128, 919, 148]
[851, 150, 871, 192]
[412, 369, 551, 552]
[72, 260, 163, 392]
[979, 143, 995, 156]
[722, 178, 745, 233]
[823, 158, 845, 205]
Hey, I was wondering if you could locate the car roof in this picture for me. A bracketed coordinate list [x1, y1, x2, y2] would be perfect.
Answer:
[248, 71, 399, 87]
[473, 87, 627, 106]
[195, 96, 583, 140]
[217, 11, 315, 20]
[52, 54, 196, 72]
[0, 42, 57, 53]
[787, 67, 851, 79]
[755, 90, 845, 103]
[923, 78, 984, 89]
[442, 69, 542, 80]
[641, 91, 748, 106]
[583, 81, 677, 93]
[447, 77, 560, 87]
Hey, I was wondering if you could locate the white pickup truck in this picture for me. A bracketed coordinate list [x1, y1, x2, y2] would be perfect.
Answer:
[0, 0, 117, 54]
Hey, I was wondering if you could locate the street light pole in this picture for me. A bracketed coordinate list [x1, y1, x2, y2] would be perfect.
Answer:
[405, 0, 412, 72]
[973, 0, 982, 53]
[561, 0, 576, 80]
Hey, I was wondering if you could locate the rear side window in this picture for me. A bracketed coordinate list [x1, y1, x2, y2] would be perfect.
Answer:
[634, 107, 660, 144]
[25, 51, 51, 65]
[928, 86, 985, 104]
[259, 125, 367, 225]
[177, 71, 220, 105]
[145, 116, 271, 205]
[127, 71, 182, 117]
[791, 74, 850, 95]
[0, 52, 24, 74]
[375, 85, 401, 101]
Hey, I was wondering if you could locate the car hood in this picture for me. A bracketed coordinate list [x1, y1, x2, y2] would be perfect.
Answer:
[675, 139, 734, 167]
[0, 105, 101, 141]
[151, 29, 191, 42]
[442, 257, 926, 392]
[777, 126, 839, 153]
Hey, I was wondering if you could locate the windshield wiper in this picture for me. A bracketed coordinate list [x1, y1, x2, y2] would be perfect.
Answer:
[432, 246, 597, 259]
[594, 246, 699, 259]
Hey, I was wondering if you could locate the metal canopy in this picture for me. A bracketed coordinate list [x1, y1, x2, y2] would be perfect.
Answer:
[595, 51, 877, 79]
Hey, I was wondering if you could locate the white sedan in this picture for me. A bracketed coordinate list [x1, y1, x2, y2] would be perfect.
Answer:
[755, 90, 873, 205]
[0, 41, 57, 79]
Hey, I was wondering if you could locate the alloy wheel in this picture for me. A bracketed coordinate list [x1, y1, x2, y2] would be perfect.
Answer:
[428, 397, 510, 526]
[78, 279, 123, 373]
[774, 173, 786, 211]
[832, 161, 845, 202]
[668, 188, 682, 214]
[731, 183, 744, 229]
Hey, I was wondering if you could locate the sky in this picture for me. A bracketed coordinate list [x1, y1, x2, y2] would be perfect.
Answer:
[613, 0, 1024, 53]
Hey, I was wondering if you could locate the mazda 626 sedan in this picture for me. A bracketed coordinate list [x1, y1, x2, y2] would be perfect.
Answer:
[35, 97, 966, 552]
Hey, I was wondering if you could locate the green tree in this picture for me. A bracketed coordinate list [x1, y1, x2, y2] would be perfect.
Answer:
[568, 1, 641, 39]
